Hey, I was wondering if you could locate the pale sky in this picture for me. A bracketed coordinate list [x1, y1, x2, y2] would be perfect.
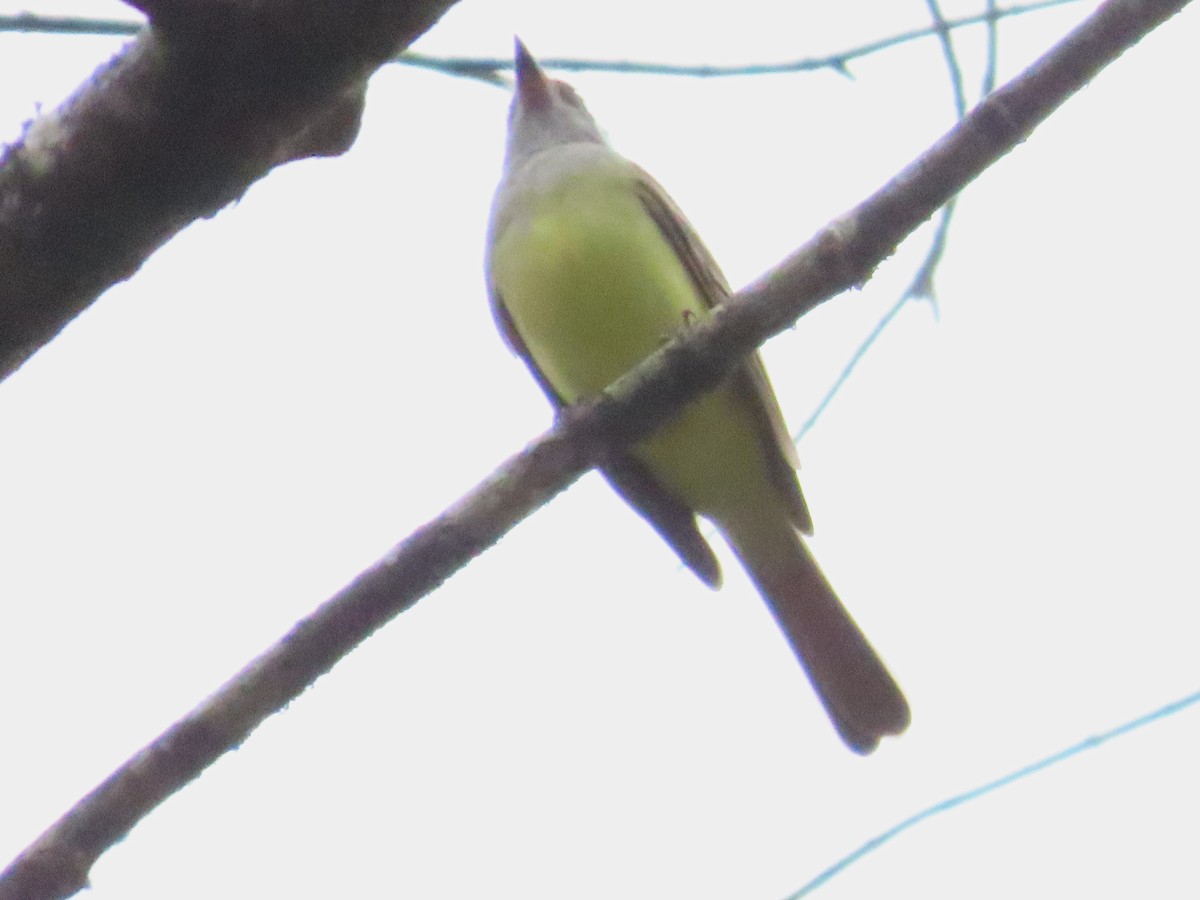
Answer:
[2, 2, 1199, 898]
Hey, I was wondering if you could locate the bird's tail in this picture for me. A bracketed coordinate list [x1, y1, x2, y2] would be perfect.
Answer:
[724, 515, 910, 753]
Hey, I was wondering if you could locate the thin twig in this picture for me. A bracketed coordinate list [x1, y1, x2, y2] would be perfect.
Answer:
[926, 0, 970, 117]
[415, 0, 1086, 79]
[983, 0, 1003, 94]
[0, 0, 1083, 79]
[795, 290, 913, 441]
[796, 0, 978, 441]
[0, 13, 142, 35]
[786, 688, 1200, 898]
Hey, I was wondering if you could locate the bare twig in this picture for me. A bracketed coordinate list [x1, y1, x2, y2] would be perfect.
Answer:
[787, 688, 1200, 898]
[796, 0, 978, 440]
[795, 291, 912, 441]
[0, 0, 1083, 73]
[0, 13, 142, 35]
[927, 0, 971, 116]
[410, 0, 1088, 80]
[0, 1, 1187, 897]
[983, 0, 1003, 93]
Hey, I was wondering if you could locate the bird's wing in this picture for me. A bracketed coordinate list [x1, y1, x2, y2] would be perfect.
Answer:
[632, 167, 812, 534]
[487, 273, 723, 587]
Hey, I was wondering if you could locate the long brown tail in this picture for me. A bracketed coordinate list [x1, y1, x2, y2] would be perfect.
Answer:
[726, 521, 910, 754]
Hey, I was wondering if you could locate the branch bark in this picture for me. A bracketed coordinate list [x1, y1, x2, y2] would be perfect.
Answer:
[0, 0, 1190, 898]
[0, 0, 458, 382]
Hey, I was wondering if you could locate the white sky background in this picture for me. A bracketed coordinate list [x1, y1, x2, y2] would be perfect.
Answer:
[2, 1, 1199, 897]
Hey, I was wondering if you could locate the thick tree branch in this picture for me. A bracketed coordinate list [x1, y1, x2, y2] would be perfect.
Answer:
[0, 1, 1189, 898]
[0, 0, 458, 382]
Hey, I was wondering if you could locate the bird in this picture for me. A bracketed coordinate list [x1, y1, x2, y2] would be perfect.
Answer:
[485, 39, 909, 753]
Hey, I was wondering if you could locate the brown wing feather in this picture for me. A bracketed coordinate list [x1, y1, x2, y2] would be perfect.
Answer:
[487, 280, 722, 587]
[632, 171, 812, 534]
[488, 281, 564, 410]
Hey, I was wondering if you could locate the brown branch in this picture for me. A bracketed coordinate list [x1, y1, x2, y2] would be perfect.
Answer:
[0, 0, 1190, 898]
[0, 0, 459, 383]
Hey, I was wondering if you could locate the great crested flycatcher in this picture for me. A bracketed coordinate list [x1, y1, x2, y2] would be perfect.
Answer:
[485, 39, 910, 753]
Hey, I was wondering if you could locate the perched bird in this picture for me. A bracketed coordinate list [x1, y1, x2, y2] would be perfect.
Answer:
[485, 40, 909, 753]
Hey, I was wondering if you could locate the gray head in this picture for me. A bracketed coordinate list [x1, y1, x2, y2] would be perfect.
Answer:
[504, 39, 606, 167]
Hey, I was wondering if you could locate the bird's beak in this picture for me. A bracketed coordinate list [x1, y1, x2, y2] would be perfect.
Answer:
[513, 37, 553, 110]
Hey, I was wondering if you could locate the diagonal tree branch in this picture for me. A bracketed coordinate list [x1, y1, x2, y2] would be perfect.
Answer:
[0, 1, 1190, 898]
[0, 0, 460, 382]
